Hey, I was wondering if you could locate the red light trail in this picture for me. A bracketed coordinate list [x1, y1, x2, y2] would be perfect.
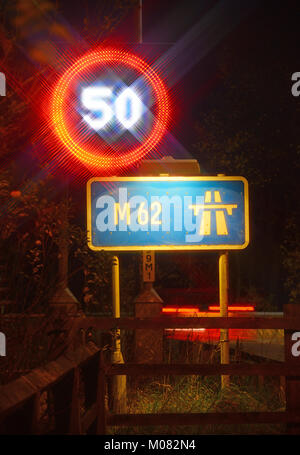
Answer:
[162, 307, 200, 314]
[162, 305, 255, 314]
[208, 305, 255, 312]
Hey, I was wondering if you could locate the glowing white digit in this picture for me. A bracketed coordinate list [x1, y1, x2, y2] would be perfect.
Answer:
[115, 88, 142, 129]
[81, 86, 142, 130]
[81, 86, 113, 130]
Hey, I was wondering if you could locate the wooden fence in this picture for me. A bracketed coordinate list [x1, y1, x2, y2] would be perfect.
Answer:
[0, 303, 300, 434]
[0, 344, 106, 434]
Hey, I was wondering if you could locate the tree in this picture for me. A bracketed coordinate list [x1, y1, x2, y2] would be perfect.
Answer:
[193, 6, 299, 306]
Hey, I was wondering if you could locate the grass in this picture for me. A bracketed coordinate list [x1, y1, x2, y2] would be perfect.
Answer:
[107, 336, 286, 435]
[109, 375, 286, 435]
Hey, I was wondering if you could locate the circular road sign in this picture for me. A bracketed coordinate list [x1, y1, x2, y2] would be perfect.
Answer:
[50, 47, 170, 173]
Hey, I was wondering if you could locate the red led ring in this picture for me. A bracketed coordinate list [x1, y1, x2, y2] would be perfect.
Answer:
[50, 48, 170, 171]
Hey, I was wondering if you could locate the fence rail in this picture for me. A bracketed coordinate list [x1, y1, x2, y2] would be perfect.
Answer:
[0, 304, 300, 434]
[73, 315, 300, 330]
[105, 362, 300, 376]
[107, 411, 300, 427]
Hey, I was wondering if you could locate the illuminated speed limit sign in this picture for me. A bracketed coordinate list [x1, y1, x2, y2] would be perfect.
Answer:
[50, 48, 170, 173]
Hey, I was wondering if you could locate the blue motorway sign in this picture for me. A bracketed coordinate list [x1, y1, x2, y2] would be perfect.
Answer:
[87, 177, 249, 251]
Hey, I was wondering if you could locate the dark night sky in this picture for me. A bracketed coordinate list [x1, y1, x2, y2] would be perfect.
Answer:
[1, 0, 299, 309]
[81, 0, 298, 161]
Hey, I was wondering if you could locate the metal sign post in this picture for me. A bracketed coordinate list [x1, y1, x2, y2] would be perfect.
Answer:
[219, 251, 230, 388]
[111, 256, 127, 413]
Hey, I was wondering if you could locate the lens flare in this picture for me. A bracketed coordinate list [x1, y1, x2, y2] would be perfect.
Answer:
[50, 47, 170, 173]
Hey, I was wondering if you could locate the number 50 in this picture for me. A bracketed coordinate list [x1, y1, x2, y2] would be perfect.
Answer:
[81, 86, 142, 130]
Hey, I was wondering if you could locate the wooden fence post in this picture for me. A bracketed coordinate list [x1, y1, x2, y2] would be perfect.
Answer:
[52, 371, 74, 434]
[31, 392, 41, 434]
[69, 367, 82, 434]
[0, 391, 40, 434]
[96, 350, 107, 434]
[284, 303, 300, 434]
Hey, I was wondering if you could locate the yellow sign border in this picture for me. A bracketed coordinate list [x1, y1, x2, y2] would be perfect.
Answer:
[86, 176, 249, 251]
